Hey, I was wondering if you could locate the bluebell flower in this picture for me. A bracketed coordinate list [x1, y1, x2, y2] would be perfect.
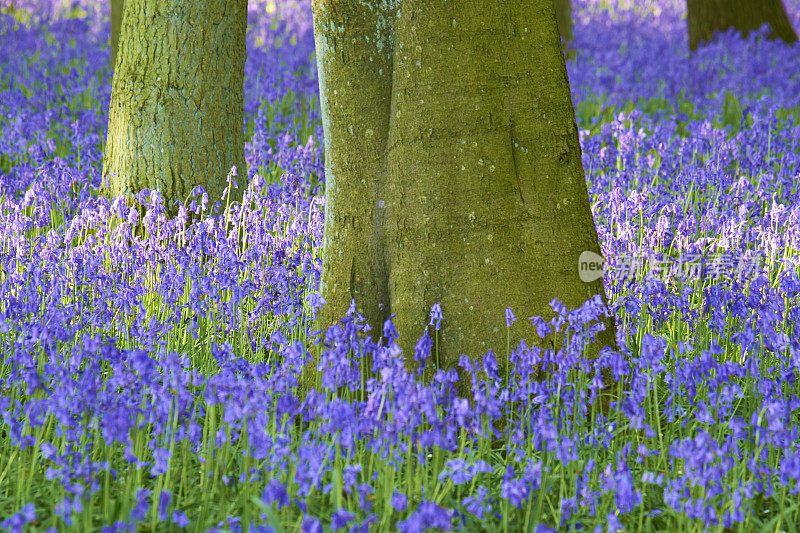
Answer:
[391, 491, 408, 512]
[505, 307, 516, 327]
[482, 350, 500, 381]
[150, 447, 171, 476]
[607, 512, 624, 532]
[461, 486, 491, 519]
[383, 316, 399, 344]
[54, 497, 73, 526]
[429, 303, 443, 331]
[330, 508, 355, 530]
[158, 490, 171, 521]
[501, 465, 529, 508]
[397, 501, 453, 532]
[529, 315, 551, 338]
[414, 331, 432, 374]
[349, 514, 378, 533]
[301, 515, 322, 533]
[641, 471, 664, 485]
[248, 525, 276, 533]
[355, 483, 374, 512]
[262, 479, 290, 509]
[1, 503, 36, 532]
[342, 464, 362, 495]
[130, 489, 150, 522]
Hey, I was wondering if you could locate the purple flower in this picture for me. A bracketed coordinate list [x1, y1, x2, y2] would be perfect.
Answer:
[124, 446, 149, 469]
[158, 490, 171, 521]
[694, 400, 715, 425]
[127, 206, 139, 225]
[462, 486, 492, 519]
[505, 307, 516, 327]
[523, 460, 543, 490]
[414, 331, 432, 373]
[150, 447, 172, 476]
[331, 508, 355, 530]
[355, 483, 374, 512]
[501, 464, 529, 508]
[641, 471, 664, 485]
[249, 525, 277, 533]
[262, 479, 290, 508]
[350, 514, 378, 533]
[607, 512, 624, 532]
[130, 489, 150, 522]
[397, 501, 453, 532]
[590, 370, 604, 391]
[429, 303, 443, 331]
[172, 511, 189, 527]
[458, 354, 474, 372]
[301, 515, 322, 533]
[529, 315, 551, 338]
[305, 292, 326, 318]
[55, 497, 73, 526]
[438, 458, 491, 485]
[342, 464, 362, 495]
[601, 461, 641, 514]
[482, 350, 500, 381]
[391, 491, 408, 512]
[1, 504, 36, 531]
[383, 316, 399, 343]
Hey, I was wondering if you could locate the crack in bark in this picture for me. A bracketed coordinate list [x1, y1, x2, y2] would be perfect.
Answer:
[366, 137, 402, 164]
[376, 5, 398, 329]
[349, 255, 356, 303]
[509, 120, 525, 205]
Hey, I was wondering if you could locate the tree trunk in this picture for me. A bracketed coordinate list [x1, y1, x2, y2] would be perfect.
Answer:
[687, 0, 797, 51]
[311, 0, 616, 394]
[102, 0, 247, 215]
[110, 0, 123, 69]
[554, 0, 573, 51]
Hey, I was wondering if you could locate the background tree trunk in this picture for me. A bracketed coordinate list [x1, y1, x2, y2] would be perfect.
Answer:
[102, 0, 247, 215]
[312, 0, 616, 395]
[554, 0, 573, 51]
[687, 0, 798, 51]
[110, 0, 123, 69]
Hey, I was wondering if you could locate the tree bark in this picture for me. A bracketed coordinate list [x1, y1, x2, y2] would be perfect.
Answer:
[110, 0, 123, 69]
[102, 0, 247, 215]
[311, 0, 616, 395]
[554, 0, 573, 51]
[687, 0, 798, 51]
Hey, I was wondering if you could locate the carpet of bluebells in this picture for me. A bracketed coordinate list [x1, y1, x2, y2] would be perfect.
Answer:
[1, 0, 800, 531]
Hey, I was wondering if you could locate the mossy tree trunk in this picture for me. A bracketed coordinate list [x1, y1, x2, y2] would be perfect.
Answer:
[554, 0, 573, 51]
[102, 0, 247, 215]
[687, 0, 797, 51]
[110, 0, 123, 69]
[311, 0, 616, 395]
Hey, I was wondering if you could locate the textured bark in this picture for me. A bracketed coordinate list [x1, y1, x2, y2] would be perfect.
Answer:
[554, 0, 572, 50]
[312, 0, 395, 358]
[110, 0, 123, 69]
[102, 0, 247, 215]
[687, 0, 797, 51]
[312, 0, 616, 395]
